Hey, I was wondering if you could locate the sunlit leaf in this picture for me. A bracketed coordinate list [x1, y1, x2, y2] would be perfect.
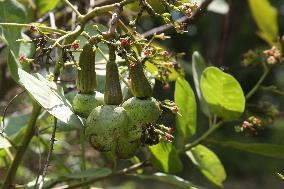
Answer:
[200, 67, 245, 120]
[17, 69, 83, 128]
[150, 142, 182, 173]
[248, 0, 280, 48]
[0, 136, 11, 149]
[186, 144, 226, 187]
[192, 51, 210, 116]
[175, 77, 197, 142]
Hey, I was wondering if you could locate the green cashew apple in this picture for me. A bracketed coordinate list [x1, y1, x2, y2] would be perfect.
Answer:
[86, 105, 128, 152]
[73, 92, 104, 118]
[114, 97, 161, 158]
[116, 136, 140, 159]
[122, 97, 161, 128]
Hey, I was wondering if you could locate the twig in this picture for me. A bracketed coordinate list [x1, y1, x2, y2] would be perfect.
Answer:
[245, 66, 270, 100]
[62, 0, 83, 18]
[2, 102, 41, 189]
[1, 90, 26, 134]
[179, 122, 223, 153]
[94, 0, 121, 7]
[141, 0, 214, 38]
[79, 0, 136, 25]
[260, 86, 284, 96]
[37, 117, 57, 189]
[0, 23, 67, 35]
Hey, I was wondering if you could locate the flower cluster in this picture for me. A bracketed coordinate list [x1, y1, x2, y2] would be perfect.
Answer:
[263, 46, 282, 65]
[235, 116, 262, 135]
[180, 2, 198, 17]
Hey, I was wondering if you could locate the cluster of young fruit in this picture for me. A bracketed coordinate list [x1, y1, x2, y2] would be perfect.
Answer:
[72, 31, 173, 159]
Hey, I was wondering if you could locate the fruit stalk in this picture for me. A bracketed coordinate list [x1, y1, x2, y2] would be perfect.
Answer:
[76, 42, 97, 94]
[128, 58, 152, 98]
[104, 45, 123, 105]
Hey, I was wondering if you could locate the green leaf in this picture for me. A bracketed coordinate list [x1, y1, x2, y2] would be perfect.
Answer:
[26, 178, 60, 189]
[17, 68, 83, 128]
[63, 168, 112, 179]
[35, 0, 61, 16]
[192, 51, 210, 116]
[0, 0, 26, 55]
[186, 145, 226, 187]
[4, 113, 30, 136]
[175, 77, 197, 142]
[200, 67, 245, 120]
[138, 172, 203, 189]
[209, 140, 284, 159]
[149, 142, 183, 173]
[248, 0, 280, 48]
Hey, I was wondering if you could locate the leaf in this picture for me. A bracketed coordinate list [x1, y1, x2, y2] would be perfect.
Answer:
[0, 136, 11, 149]
[35, 0, 61, 16]
[248, 0, 280, 48]
[0, 0, 26, 55]
[200, 67, 245, 120]
[63, 168, 112, 179]
[192, 51, 210, 116]
[26, 177, 59, 189]
[208, 140, 284, 160]
[150, 142, 183, 173]
[186, 145, 226, 187]
[17, 68, 83, 128]
[138, 172, 203, 189]
[4, 113, 30, 136]
[174, 77, 197, 142]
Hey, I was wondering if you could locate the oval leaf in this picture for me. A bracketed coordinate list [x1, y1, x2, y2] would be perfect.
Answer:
[150, 142, 183, 173]
[64, 168, 112, 179]
[248, 0, 280, 48]
[186, 145, 226, 187]
[18, 68, 83, 128]
[209, 140, 284, 159]
[192, 51, 210, 116]
[200, 67, 245, 120]
[175, 77, 197, 142]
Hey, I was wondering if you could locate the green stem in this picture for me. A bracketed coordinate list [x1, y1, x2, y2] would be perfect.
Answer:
[245, 67, 270, 100]
[80, 129, 89, 189]
[260, 85, 284, 96]
[62, 0, 83, 18]
[2, 102, 41, 189]
[79, 0, 136, 25]
[53, 25, 84, 79]
[179, 122, 223, 153]
[0, 23, 67, 34]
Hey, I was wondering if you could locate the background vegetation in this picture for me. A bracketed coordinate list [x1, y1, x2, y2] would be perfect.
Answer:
[0, 0, 284, 188]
